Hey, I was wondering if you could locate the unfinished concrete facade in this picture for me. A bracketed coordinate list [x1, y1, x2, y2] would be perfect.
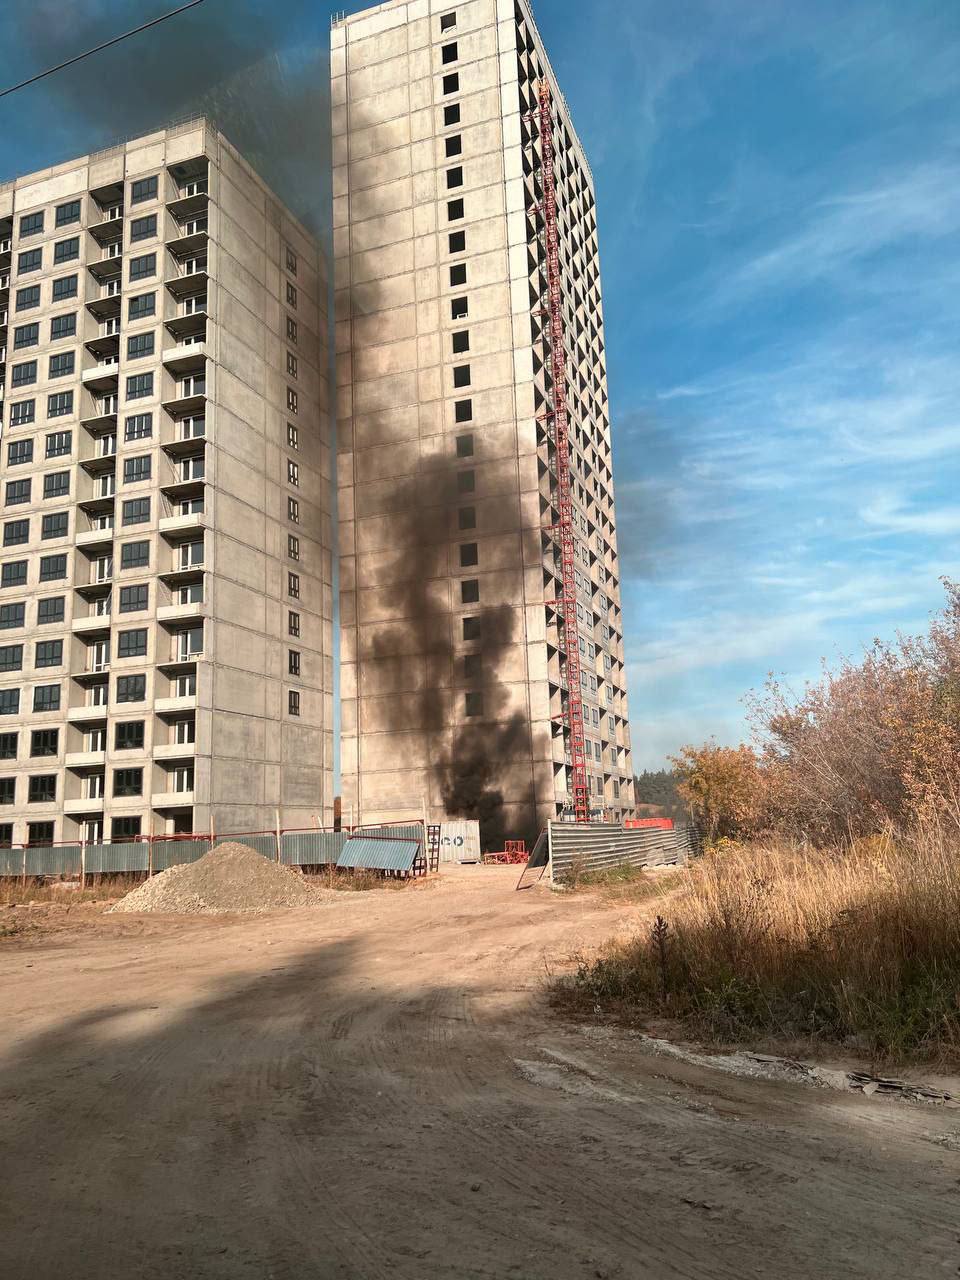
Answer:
[0, 119, 334, 845]
[334, 0, 634, 837]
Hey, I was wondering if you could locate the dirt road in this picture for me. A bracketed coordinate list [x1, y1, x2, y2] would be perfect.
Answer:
[1, 865, 957, 1279]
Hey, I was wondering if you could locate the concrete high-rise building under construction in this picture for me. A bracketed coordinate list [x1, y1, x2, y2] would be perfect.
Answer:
[334, 0, 635, 838]
[0, 120, 334, 846]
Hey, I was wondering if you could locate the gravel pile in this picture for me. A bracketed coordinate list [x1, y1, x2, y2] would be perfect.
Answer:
[109, 842, 322, 915]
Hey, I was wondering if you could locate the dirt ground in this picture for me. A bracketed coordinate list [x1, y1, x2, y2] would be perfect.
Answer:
[1, 865, 957, 1280]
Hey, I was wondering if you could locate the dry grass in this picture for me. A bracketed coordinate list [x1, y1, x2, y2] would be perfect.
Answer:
[0, 876, 136, 907]
[553, 832, 960, 1067]
[304, 867, 411, 892]
[565, 861, 684, 905]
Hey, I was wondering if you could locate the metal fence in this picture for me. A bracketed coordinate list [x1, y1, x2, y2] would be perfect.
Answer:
[547, 821, 701, 883]
[0, 822, 426, 881]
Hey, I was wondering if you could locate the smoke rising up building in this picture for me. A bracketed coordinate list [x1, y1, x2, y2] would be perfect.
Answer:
[334, 0, 635, 836]
[0, 119, 334, 845]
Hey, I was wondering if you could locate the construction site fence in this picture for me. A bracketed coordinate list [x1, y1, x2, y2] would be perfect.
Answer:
[0, 823, 426, 880]
[547, 821, 702, 884]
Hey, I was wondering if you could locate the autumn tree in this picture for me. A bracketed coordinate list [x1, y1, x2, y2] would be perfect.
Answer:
[669, 743, 764, 842]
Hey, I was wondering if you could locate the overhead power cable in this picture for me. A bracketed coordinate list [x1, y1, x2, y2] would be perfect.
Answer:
[0, 1, 206, 100]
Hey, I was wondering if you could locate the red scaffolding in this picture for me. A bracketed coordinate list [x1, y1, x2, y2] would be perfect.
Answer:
[536, 78, 589, 824]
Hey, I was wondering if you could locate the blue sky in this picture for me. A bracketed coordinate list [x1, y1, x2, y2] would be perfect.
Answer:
[2, 1, 958, 770]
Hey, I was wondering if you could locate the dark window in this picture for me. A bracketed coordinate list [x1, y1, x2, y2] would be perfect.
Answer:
[5, 480, 31, 506]
[37, 597, 65, 625]
[287, 534, 300, 561]
[115, 721, 145, 750]
[38, 554, 67, 581]
[126, 332, 154, 360]
[453, 364, 471, 388]
[41, 512, 68, 540]
[16, 285, 40, 311]
[288, 497, 300, 523]
[448, 230, 466, 253]
[288, 611, 300, 637]
[31, 729, 59, 757]
[10, 400, 35, 427]
[123, 455, 151, 484]
[129, 253, 156, 281]
[0, 689, 20, 715]
[116, 674, 146, 703]
[464, 691, 483, 717]
[128, 292, 156, 320]
[34, 640, 62, 668]
[446, 166, 463, 189]
[111, 816, 142, 840]
[29, 775, 57, 803]
[285, 246, 298, 275]
[7, 439, 33, 466]
[19, 211, 44, 237]
[444, 103, 461, 126]
[121, 498, 150, 526]
[0, 604, 25, 631]
[3, 521, 28, 547]
[50, 313, 77, 340]
[0, 733, 17, 759]
[48, 352, 75, 378]
[0, 778, 14, 806]
[450, 263, 467, 286]
[1, 561, 27, 589]
[43, 472, 70, 498]
[53, 237, 79, 264]
[456, 433, 474, 457]
[447, 198, 464, 220]
[0, 822, 12, 844]
[442, 72, 459, 94]
[12, 360, 37, 387]
[458, 505, 476, 531]
[0, 645, 22, 672]
[288, 690, 300, 716]
[288, 572, 300, 599]
[286, 282, 297, 307]
[33, 685, 60, 713]
[13, 322, 39, 349]
[288, 650, 300, 677]
[445, 137, 462, 158]
[454, 400, 473, 423]
[55, 200, 81, 227]
[126, 373, 153, 400]
[440, 12, 456, 30]
[457, 469, 475, 493]
[130, 214, 157, 242]
[460, 579, 479, 604]
[52, 275, 78, 301]
[120, 541, 149, 570]
[124, 412, 153, 441]
[117, 628, 147, 659]
[459, 543, 478, 568]
[27, 821, 55, 845]
[18, 248, 42, 274]
[441, 42, 458, 64]
[287, 388, 298, 413]
[45, 430, 72, 457]
[119, 584, 148, 613]
[131, 175, 158, 204]
[452, 329, 469, 353]
[113, 768, 143, 797]
[47, 391, 74, 418]
[286, 316, 298, 343]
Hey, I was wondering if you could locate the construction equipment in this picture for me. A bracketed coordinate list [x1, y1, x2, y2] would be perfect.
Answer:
[534, 77, 589, 824]
[483, 839, 528, 865]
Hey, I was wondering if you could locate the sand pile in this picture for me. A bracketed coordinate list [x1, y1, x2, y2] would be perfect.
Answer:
[109, 842, 322, 914]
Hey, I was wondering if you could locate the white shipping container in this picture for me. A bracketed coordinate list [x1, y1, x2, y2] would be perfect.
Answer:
[438, 821, 481, 864]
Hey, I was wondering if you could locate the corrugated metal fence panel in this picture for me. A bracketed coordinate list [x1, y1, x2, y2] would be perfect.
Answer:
[223, 834, 277, 859]
[438, 820, 481, 863]
[26, 845, 82, 877]
[281, 830, 345, 866]
[359, 824, 423, 843]
[151, 839, 209, 872]
[0, 847, 22, 876]
[83, 842, 150, 875]
[337, 837, 420, 872]
[548, 822, 696, 882]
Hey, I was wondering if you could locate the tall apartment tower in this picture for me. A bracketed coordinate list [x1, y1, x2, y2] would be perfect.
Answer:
[334, 0, 635, 837]
[0, 119, 334, 847]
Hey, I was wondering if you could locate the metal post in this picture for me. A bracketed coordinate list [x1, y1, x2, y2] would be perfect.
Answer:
[275, 808, 282, 864]
[80, 827, 87, 891]
[209, 812, 215, 850]
[21, 843, 27, 890]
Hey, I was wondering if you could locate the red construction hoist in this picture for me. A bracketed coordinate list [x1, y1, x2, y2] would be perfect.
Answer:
[534, 78, 589, 824]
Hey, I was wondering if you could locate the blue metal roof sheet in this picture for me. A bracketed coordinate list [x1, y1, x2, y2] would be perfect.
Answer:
[337, 837, 420, 872]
